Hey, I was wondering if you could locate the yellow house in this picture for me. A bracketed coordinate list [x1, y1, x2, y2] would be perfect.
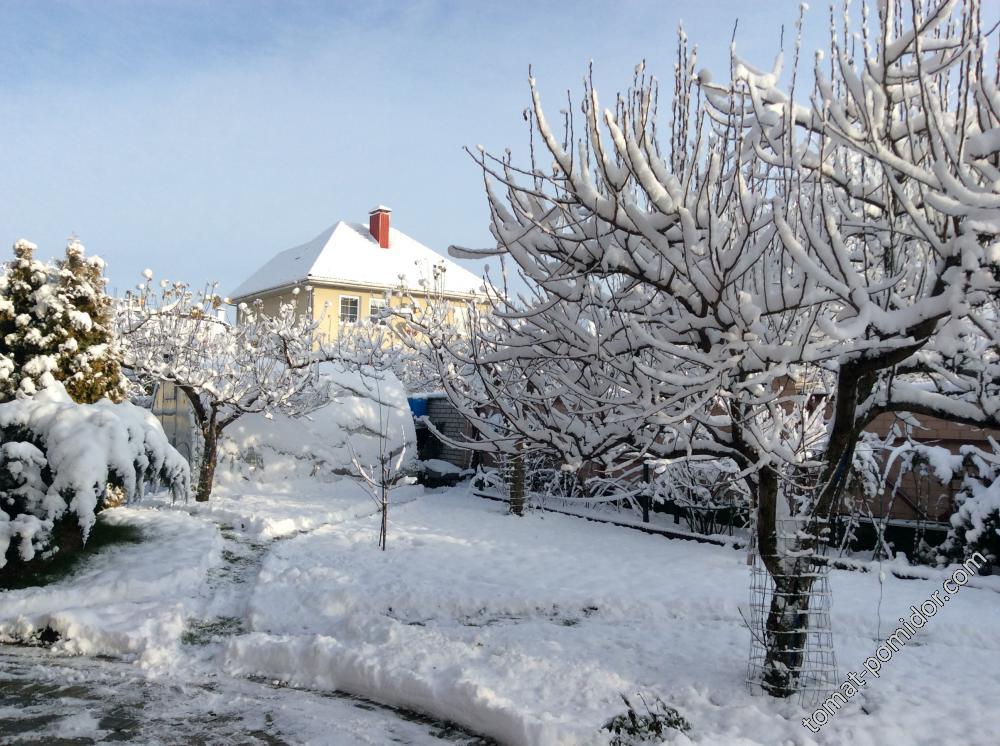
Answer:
[228, 206, 486, 341]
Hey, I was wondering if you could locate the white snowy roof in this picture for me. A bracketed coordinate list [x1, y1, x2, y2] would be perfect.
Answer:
[230, 221, 486, 300]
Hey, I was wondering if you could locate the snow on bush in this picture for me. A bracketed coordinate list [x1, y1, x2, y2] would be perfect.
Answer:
[217, 361, 416, 483]
[943, 442, 1000, 570]
[0, 382, 190, 569]
[602, 694, 692, 744]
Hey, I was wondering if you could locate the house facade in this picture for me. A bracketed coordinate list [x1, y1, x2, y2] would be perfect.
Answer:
[228, 206, 486, 342]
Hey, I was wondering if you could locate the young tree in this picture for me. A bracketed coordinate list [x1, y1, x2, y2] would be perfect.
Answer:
[337, 320, 415, 548]
[120, 280, 325, 502]
[448, 0, 999, 697]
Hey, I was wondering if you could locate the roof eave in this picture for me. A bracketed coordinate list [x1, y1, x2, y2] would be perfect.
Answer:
[229, 275, 486, 305]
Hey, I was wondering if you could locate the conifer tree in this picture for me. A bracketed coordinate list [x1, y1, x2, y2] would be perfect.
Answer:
[51, 239, 127, 403]
[0, 240, 60, 401]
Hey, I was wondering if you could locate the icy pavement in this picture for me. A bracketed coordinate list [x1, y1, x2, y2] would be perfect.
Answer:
[0, 645, 492, 745]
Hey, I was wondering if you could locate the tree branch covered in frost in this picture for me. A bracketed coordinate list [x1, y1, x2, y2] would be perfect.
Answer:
[0, 382, 190, 569]
[118, 277, 328, 502]
[444, 0, 1000, 697]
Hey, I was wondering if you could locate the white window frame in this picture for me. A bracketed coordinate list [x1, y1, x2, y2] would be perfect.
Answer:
[339, 295, 360, 324]
[369, 297, 388, 324]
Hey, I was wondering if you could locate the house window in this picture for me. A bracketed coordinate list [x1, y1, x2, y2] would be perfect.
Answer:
[369, 298, 388, 324]
[339, 295, 360, 324]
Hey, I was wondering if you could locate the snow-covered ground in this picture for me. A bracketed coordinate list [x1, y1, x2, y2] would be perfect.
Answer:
[3, 481, 998, 745]
[180, 478, 423, 540]
[0, 645, 491, 745]
[0, 507, 221, 667]
[0, 482, 486, 745]
[223, 489, 1000, 746]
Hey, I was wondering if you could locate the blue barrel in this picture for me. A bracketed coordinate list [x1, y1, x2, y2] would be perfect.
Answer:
[407, 397, 428, 418]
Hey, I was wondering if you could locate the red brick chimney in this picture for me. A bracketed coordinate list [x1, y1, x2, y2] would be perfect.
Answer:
[368, 205, 392, 248]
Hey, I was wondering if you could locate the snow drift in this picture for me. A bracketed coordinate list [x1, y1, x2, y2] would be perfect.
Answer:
[217, 361, 416, 484]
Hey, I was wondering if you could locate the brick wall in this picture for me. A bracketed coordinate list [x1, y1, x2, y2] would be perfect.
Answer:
[867, 412, 1000, 445]
[422, 397, 475, 468]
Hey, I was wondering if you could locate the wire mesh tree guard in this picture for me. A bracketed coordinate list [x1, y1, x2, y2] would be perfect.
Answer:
[746, 516, 839, 707]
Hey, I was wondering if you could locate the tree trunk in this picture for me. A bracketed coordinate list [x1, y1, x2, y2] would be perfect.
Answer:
[754, 466, 820, 698]
[195, 425, 219, 502]
[509, 449, 525, 516]
[761, 562, 815, 698]
[380, 486, 388, 551]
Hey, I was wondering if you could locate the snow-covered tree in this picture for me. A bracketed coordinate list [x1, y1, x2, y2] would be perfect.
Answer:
[119, 278, 325, 502]
[941, 440, 1000, 569]
[51, 239, 127, 404]
[418, 263, 693, 492]
[0, 381, 189, 578]
[448, 0, 999, 697]
[0, 240, 60, 400]
[333, 319, 416, 548]
[0, 238, 126, 405]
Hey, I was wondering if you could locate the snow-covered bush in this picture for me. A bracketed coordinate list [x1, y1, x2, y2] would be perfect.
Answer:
[648, 459, 749, 508]
[527, 453, 585, 501]
[942, 443, 1000, 572]
[602, 694, 691, 744]
[0, 382, 190, 574]
[216, 362, 415, 484]
[948, 501, 1000, 572]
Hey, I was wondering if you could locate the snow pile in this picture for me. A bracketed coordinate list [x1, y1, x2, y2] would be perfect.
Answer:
[0, 382, 190, 568]
[0, 507, 221, 667]
[217, 361, 416, 484]
[224, 490, 1000, 746]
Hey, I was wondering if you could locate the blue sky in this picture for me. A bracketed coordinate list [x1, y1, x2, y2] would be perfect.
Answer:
[0, 0, 826, 295]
